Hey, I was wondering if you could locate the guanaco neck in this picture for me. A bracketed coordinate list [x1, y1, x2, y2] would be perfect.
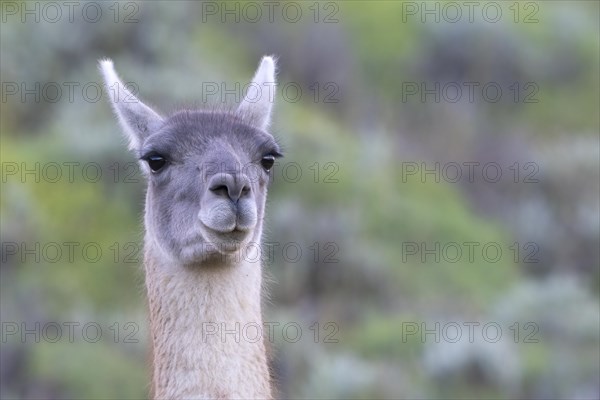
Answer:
[144, 241, 271, 399]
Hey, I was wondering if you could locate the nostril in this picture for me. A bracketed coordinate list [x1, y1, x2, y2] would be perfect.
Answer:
[208, 174, 251, 202]
[210, 185, 229, 196]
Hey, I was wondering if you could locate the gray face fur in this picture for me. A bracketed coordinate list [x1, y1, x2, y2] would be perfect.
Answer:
[100, 57, 280, 267]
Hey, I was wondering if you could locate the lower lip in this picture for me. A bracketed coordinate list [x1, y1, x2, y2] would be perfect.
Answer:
[208, 227, 248, 239]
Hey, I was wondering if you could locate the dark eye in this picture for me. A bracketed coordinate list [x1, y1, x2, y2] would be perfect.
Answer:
[146, 154, 167, 172]
[261, 155, 275, 171]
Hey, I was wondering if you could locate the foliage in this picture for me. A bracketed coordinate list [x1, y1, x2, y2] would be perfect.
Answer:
[1, 1, 598, 399]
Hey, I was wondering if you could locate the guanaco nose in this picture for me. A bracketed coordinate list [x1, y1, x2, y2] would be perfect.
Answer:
[208, 173, 251, 203]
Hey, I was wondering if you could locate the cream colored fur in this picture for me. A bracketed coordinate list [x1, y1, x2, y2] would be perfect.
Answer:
[145, 243, 271, 399]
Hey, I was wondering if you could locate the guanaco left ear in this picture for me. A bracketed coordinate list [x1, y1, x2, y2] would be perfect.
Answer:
[237, 56, 277, 130]
[99, 59, 164, 151]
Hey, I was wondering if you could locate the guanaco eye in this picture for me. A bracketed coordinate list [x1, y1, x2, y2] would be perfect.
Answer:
[146, 154, 167, 172]
[261, 155, 276, 171]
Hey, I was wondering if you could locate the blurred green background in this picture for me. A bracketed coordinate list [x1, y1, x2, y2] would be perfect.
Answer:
[1, 1, 599, 399]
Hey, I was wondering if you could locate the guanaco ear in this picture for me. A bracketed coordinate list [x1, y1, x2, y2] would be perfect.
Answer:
[99, 59, 164, 151]
[237, 56, 277, 130]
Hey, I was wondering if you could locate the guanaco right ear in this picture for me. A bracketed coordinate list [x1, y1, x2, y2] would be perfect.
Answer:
[99, 59, 164, 151]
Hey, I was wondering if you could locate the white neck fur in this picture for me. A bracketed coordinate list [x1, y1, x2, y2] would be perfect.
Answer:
[144, 240, 271, 399]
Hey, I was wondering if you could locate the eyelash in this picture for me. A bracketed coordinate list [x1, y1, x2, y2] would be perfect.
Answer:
[259, 151, 282, 170]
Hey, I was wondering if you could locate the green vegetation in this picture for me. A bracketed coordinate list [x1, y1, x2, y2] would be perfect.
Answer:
[1, 1, 598, 398]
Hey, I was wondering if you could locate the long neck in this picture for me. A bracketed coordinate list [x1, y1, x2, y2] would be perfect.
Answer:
[144, 243, 271, 399]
